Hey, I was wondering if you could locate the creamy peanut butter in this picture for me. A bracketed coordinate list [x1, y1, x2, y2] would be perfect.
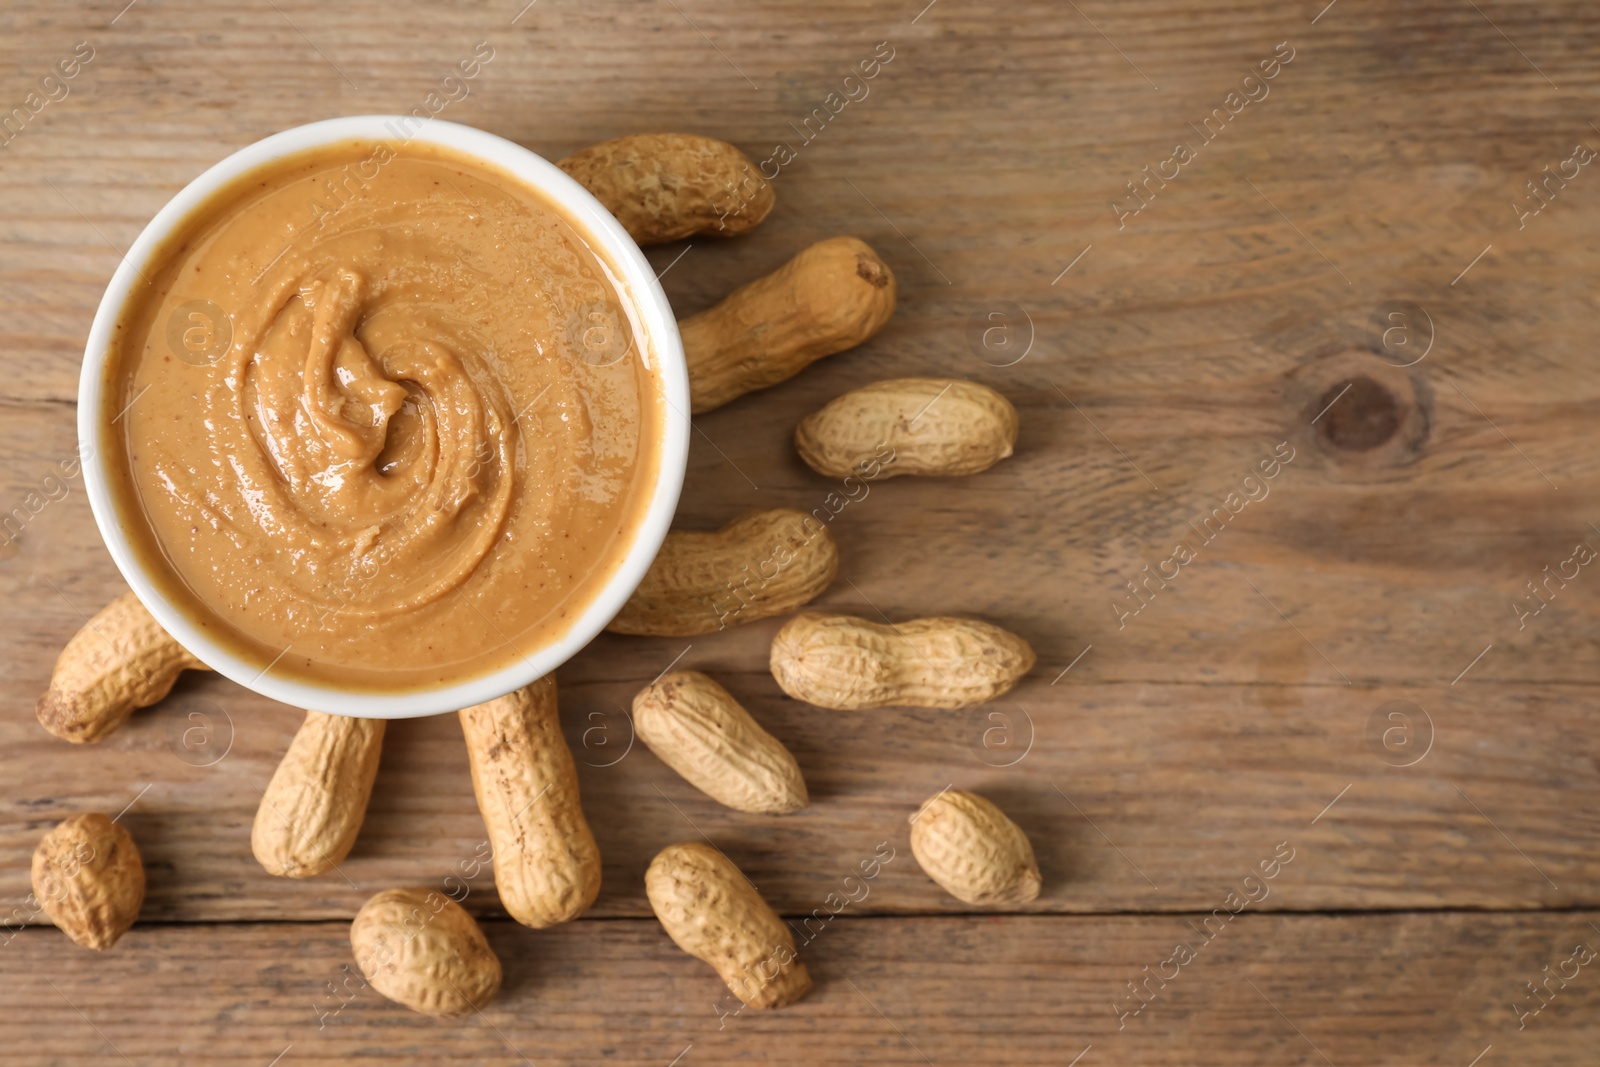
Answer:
[103, 140, 662, 692]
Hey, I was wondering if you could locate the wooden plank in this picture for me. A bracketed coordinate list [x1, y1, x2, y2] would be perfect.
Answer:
[4, 594, 1598, 921]
[4, 912, 1597, 1065]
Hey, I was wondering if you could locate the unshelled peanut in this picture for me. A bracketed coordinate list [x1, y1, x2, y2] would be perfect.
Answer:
[558, 133, 774, 245]
[645, 842, 811, 1009]
[459, 677, 601, 928]
[681, 236, 896, 413]
[633, 671, 808, 814]
[31, 813, 144, 951]
[910, 790, 1041, 905]
[252, 711, 386, 878]
[36, 591, 208, 743]
[350, 887, 502, 1018]
[609, 508, 838, 636]
[796, 378, 1018, 479]
[770, 612, 1035, 710]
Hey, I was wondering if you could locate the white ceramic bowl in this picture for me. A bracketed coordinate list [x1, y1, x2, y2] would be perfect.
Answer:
[77, 116, 689, 718]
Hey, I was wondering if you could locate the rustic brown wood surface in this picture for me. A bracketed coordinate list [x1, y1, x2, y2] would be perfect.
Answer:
[3, 0, 1599, 1062]
[7, 912, 1600, 1066]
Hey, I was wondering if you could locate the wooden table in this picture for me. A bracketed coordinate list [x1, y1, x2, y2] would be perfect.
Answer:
[4, 1, 1599, 1063]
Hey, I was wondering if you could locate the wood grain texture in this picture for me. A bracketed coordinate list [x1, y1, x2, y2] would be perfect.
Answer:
[4, 913, 1599, 1066]
[4, 619, 1600, 919]
[2, 0, 1599, 1060]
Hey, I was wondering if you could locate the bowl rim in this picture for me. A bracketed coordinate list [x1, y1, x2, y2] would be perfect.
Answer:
[76, 115, 690, 719]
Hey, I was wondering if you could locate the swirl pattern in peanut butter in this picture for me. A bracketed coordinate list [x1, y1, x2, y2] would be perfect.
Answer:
[108, 141, 661, 691]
